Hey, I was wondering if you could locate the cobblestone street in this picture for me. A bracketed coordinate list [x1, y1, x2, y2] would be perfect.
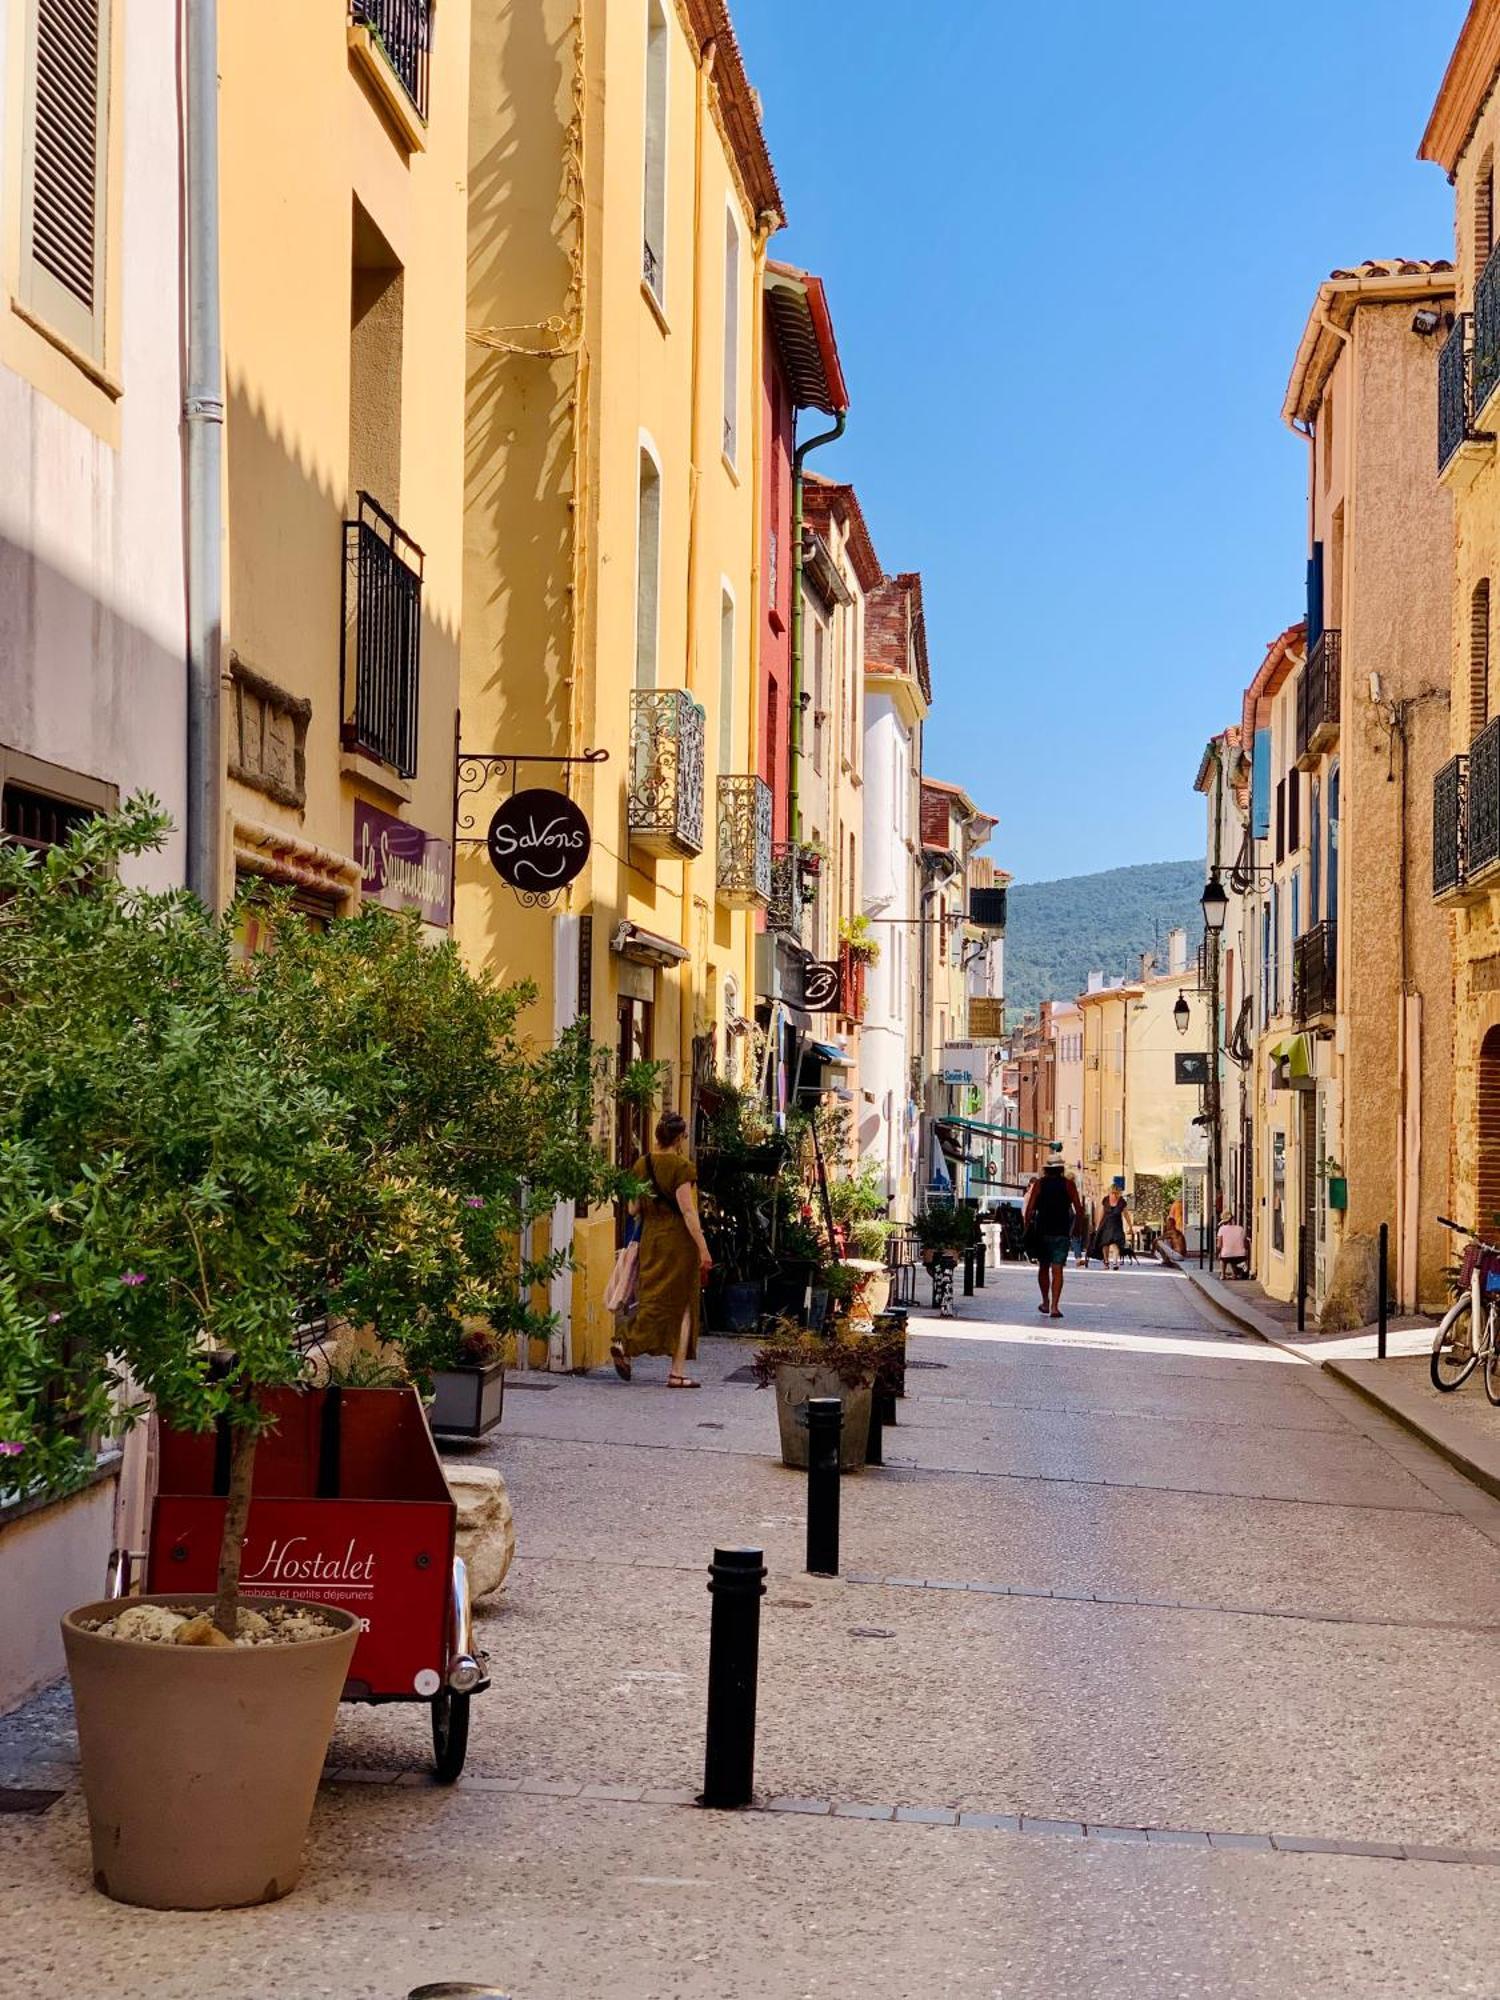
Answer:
[9, 1260, 1500, 1998]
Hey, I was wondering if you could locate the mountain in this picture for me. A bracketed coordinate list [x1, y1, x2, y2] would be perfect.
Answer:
[1003, 859, 1206, 1024]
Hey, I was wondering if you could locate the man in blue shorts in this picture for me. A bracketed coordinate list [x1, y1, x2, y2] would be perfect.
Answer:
[1024, 1154, 1087, 1318]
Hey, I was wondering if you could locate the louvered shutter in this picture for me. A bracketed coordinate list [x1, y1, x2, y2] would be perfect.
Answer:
[20, 0, 110, 362]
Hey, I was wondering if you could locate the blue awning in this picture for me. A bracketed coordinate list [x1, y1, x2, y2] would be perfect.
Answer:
[807, 1042, 851, 1066]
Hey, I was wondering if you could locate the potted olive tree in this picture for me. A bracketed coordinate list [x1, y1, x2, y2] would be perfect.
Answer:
[0, 803, 620, 1909]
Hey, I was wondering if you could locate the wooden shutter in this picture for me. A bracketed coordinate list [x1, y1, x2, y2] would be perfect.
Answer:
[1471, 581, 1491, 743]
[1480, 1027, 1500, 1230]
[1275, 779, 1286, 864]
[1288, 771, 1301, 853]
[20, 0, 110, 362]
[1306, 544, 1324, 652]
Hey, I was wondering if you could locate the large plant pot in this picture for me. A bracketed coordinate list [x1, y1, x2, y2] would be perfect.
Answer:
[429, 1359, 505, 1440]
[766, 1260, 816, 1318]
[710, 1279, 764, 1334]
[772, 1363, 872, 1472]
[62, 1593, 359, 1909]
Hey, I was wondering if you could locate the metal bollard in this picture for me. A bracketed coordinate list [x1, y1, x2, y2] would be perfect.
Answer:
[1377, 1221, 1389, 1361]
[806, 1398, 842, 1576]
[867, 1388, 891, 1466]
[1296, 1225, 1307, 1333]
[976, 1236, 986, 1287]
[962, 1247, 975, 1296]
[700, 1546, 767, 1809]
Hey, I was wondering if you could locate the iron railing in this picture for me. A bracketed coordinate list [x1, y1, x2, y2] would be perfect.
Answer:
[1470, 716, 1500, 880]
[768, 840, 816, 940]
[1477, 248, 1500, 416]
[969, 885, 1007, 933]
[1292, 919, 1337, 1027]
[1295, 629, 1341, 766]
[1440, 314, 1478, 472]
[715, 774, 772, 906]
[1433, 753, 1467, 897]
[341, 492, 423, 779]
[350, 0, 431, 119]
[628, 688, 705, 858]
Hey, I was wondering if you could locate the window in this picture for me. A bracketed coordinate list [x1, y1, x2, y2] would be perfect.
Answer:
[1275, 778, 1286, 864]
[766, 679, 779, 800]
[616, 995, 656, 1171]
[1321, 394, 1334, 491]
[722, 207, 740, 463]
[642, 0, 668, 302]
[718, 588, 735, 770]
[634, 445, 662, 689]
[1471, 581, 1491, 742]
[849, 831, 857, 922]
[1288, 770, 1301, 853]
[811, 617, 826, 775]
[1479, 152, 1496, 275]
[20, 0, 112, 364]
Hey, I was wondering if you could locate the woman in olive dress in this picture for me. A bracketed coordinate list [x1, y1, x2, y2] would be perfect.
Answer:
[611, 1110, 713, 1388]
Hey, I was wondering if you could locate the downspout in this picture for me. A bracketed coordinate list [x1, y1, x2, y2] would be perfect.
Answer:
[184, 0, 224, 909]
[744, 211, 775, 1037]
[789, 409, 847, 841]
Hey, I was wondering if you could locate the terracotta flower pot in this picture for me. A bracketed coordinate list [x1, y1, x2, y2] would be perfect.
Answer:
[62, 1593, 359, 1909]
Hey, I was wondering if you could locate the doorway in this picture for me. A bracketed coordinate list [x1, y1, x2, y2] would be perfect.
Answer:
[1478, 1024, 1500, 1234]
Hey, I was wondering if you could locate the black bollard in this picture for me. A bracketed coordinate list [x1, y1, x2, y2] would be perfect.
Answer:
[1377, 1222, 1389, 1361]
[866, 1388, 888, 1466]
[806, 1397, 842, 1576]
[976, 1236, 986, 1288]
[963, 1246, 975, 1296]
[700, 1546, 767, 1809]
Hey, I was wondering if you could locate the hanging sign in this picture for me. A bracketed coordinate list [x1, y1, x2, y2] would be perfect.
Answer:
[803, 961, 843, 1012]
[355, 801, 452, 927]
[1174, 1052, 1211, 1086]
[486, 788, 591, 895]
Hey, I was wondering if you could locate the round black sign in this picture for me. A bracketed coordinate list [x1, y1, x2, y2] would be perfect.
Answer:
[486, 788, 591, 893]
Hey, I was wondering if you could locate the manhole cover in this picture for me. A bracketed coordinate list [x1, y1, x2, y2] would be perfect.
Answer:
[849, 1627, 895, 1640]
[0, 1788, 63, 1815]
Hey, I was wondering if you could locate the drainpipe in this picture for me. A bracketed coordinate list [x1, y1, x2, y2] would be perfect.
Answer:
[184, 0, 224, 909]
[789, 410, 847, 841]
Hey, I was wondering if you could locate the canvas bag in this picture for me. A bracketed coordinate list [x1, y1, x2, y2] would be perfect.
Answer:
[604, 1216, 642, 1315]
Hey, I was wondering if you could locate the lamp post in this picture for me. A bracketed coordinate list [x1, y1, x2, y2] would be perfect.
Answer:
[1173, 991, 1190, 1037]
[1199, 871, 1228, 1264]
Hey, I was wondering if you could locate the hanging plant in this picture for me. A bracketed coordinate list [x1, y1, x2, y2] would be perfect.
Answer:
[840, 914, 882, 966]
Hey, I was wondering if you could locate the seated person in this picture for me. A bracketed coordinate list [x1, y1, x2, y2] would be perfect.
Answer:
[1215, 1215, 1250, 1279]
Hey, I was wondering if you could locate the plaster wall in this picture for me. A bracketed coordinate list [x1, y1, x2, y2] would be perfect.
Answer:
[0, 1477, 114, 1714]
[0, 0, 186, 888]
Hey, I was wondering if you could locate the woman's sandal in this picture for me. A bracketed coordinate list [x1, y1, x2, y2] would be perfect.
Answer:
[666, 1374, 701, 1389]
[610, 1342, 632, 1382]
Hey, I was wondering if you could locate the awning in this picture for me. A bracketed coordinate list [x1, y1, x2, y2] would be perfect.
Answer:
[1269, 1034, 1312, 1080]
[807, 1041, 852, 1066]
[611, 922, 689, 968]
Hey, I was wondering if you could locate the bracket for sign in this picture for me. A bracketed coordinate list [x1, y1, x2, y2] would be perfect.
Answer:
[454, 747, 609, 908]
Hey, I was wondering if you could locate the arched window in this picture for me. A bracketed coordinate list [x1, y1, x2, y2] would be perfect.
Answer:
[1480, 1025, 1500, 1234]
[1471, 580, 1491, 742]
[634, 446, 662, 689]
[1478, 152, 1495, 274]
[642, 0, 668, 301]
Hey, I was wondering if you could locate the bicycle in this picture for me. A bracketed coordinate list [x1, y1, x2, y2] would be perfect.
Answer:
[1431, 1216, 1500, 1399]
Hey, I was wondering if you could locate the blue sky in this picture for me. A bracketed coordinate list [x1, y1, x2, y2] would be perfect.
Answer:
[734, 0, 1467, 881]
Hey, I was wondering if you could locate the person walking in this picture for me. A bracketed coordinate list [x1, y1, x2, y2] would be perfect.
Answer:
[1097, 1182, 1130, 1270]
[1024, 1155, 1086, 1318]
[611, 1110, 712, 1388]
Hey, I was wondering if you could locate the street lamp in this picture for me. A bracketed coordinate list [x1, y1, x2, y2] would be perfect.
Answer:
[1173, 991, 1191, 1036]
[1200, 873, 1229, 935]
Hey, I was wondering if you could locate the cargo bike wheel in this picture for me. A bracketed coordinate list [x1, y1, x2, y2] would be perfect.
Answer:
[430, 1687, 471, 1783]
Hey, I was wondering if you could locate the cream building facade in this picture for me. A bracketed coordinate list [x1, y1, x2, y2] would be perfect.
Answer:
[459, 0, 780, 1366]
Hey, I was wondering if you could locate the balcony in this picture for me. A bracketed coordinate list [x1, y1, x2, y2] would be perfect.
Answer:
[837, 942, 867, 1022]
[969, 885, 1007, 933]
[1292, 920, 1337, 1029]
[1471, 717, 1500, 884]
[715, 774, 772, 907]
[1478, 248, 1500, 420]
[340, 493, 423, 779]
[628, 689, 705, 858]
[768, 840, 816, 940]
[1433, 754, 1467, 899]
[349, 0, 431, 122]
[1295, 630, 1340, 769]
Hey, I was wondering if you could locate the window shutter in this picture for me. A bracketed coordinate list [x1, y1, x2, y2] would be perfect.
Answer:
[1275, 778, 1286, 864]
[20, 0, 110, 362]
[1288, 771, 1301, 853]
[1306, 544, 1324, 652]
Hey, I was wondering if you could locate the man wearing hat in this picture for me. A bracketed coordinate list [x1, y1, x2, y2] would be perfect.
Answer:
[1023, 1151, 1087, 1318]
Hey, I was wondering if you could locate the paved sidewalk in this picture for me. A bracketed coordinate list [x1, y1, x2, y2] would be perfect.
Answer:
[7, 1261, 1500, 1997]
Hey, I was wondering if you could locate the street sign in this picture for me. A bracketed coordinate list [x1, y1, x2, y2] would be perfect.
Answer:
[486, 788, 590, 897]
[1174, 1051, 1210, 1086]
[803, 961, 842, 1011]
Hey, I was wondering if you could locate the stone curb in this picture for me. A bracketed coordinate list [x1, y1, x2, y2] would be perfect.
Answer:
[1320, 1358, 1500, 1508]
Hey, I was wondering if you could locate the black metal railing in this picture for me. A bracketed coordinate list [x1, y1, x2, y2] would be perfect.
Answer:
[768, 840, 816, 939]
[969, 885, 1007, 933]
[1292, 919, 1337, 1027]
[628, 689, 705, 858]
[341, 492, 423, 779]
[1295, 629, 1341, 765]
[1440, 314, 1476, 472]
[1470, 716, 1500, 879]
[1433, 754, 1467, 897]
[716, 774, 772, 907]
[1477, 248, 1500, 416]
[350, 0, 431, 119]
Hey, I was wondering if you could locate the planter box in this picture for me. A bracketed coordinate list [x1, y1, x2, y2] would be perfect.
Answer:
[708, 1279, 764, 1334]
[1327, 1177, 1348, 1212]
[429, 1361, 505, 1440]
[772, 1362, 872, 1472]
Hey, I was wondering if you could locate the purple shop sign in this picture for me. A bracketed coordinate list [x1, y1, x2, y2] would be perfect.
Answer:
[354, 801, 452, 927]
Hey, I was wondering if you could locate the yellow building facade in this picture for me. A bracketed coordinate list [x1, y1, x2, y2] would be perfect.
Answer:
[219, 2, 470, 931]
[459, 0, 781, 1366]
[1079, 982, 1134, 1207]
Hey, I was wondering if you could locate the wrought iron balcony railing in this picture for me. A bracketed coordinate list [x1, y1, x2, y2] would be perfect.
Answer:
[1440, 314, 1479, 472]
[768, 839, 816, 940]
[628, 689, 705, 858]
[350, 0, 431, 119]
[969, 885, 1007, 933]
[340, 492, 423, 779]
[715, 774, 772, 907]
[1470, 716, 1500, 882]
[1433, 754, 1467, 898]
[1295, 629, 1341, 767]
[1478, 248, 1500, 417]
[1292, 919, 1337, 1028]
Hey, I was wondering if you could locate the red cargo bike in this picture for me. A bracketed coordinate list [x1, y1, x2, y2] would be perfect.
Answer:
[109, 1384, 489, 1781]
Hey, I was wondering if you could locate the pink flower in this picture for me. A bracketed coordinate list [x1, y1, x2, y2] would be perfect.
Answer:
[46, 1312, 62, 1324]
[464, 1197, 485, 1209]
[119, 1271, 147, 1287]
[0, 1443, 24, 1458]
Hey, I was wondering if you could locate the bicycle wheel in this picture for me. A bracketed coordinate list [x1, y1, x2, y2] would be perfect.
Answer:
[1483, 1308, 1500, 1407]
[1432, 1294, 1479, 1392]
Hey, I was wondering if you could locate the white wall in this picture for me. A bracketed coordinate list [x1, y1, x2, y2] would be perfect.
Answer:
[861, 688, 918, 1209]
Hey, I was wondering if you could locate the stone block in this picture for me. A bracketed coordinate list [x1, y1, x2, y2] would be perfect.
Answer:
[445, 1461, 516, 1599]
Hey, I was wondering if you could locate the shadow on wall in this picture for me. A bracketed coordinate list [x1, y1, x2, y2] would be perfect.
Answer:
[0, 534, 189, 890]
